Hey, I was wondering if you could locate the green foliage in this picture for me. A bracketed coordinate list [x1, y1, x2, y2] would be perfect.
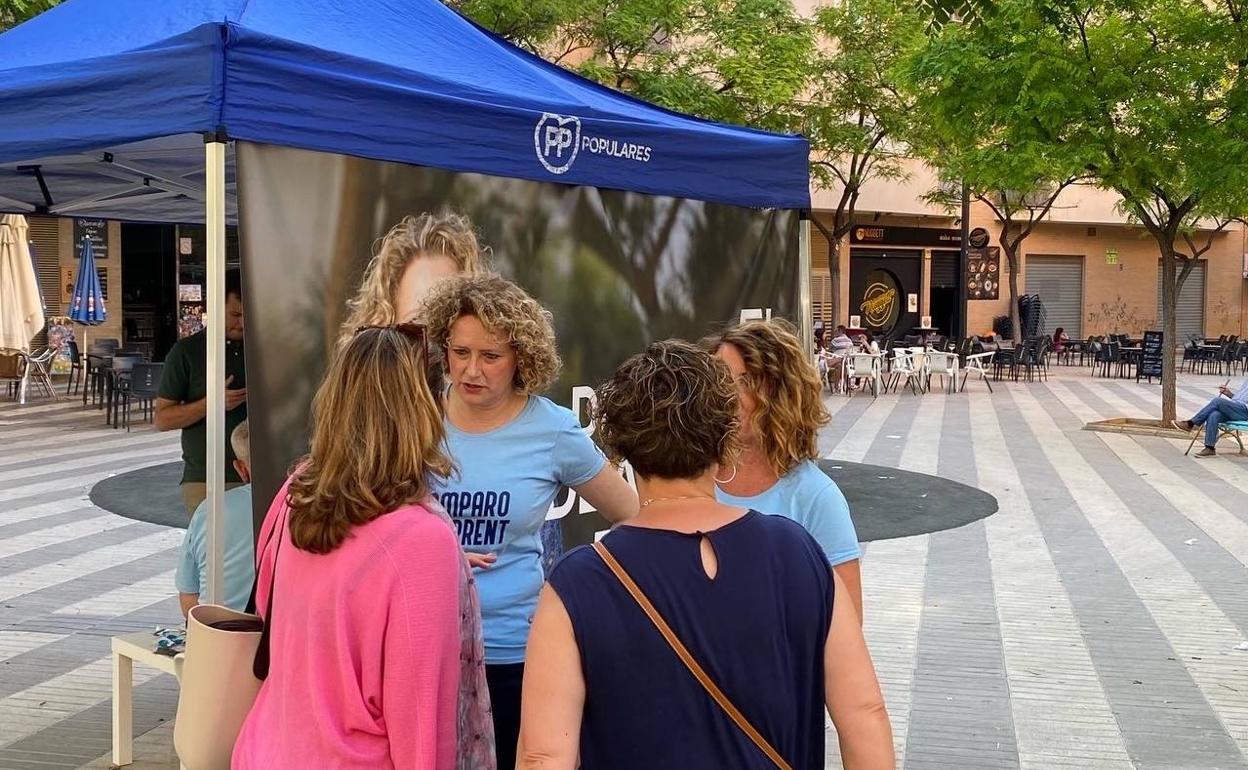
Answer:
[0, 0, 60, 31]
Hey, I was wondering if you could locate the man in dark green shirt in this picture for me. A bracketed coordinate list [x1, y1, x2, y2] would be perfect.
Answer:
[156, 269, 248, 515]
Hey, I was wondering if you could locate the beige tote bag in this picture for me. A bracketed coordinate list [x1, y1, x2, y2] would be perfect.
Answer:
[173, 604, 265, 770]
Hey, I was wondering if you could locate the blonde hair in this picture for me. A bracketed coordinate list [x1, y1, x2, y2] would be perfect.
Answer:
[286, 327, 452, 554]
[230, 420, 250, 467]
[421, 274, 560, 395]
[340, 211, 487, 339]
[703, 319, 828, 477]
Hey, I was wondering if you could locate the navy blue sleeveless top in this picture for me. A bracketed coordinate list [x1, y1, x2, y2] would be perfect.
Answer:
[547, 510, 834, 770]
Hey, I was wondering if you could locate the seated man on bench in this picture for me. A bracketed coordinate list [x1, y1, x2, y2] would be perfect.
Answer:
[1174, 380, 1248, 458]
[175, 420, 256, 614]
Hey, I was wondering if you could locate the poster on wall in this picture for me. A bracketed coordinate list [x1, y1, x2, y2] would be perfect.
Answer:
[74, 219, 108, 261]
[966, 246, 1000, 300]
[236, 142, 800, 550]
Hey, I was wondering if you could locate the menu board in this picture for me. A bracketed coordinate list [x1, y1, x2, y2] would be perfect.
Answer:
[1139, 330, 1164, 380]
[74, 218, 108, 261]
[966, 247, 1000, 300]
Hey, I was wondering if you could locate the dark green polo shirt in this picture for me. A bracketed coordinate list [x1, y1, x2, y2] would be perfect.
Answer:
[157, 330, 248, 484]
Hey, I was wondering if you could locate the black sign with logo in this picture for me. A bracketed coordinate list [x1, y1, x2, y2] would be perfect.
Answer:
[859, 268, 902, 335]
[969, 227, 990, 248]
[74, 218, 108, 261]
[1140, 330, 1164, 380]
[850, 225, 960, 248]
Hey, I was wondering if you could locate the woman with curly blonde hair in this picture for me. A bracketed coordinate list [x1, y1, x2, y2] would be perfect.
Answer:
[704, 319, 864, 620]
[340, 210, 486, 338]
[421, 274, 638, 768]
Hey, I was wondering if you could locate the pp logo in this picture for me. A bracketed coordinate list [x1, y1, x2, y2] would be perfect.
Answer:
[534, 113, 581, 175]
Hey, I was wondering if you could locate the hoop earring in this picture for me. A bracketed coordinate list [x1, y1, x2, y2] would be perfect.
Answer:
[714, 465, 738, 485]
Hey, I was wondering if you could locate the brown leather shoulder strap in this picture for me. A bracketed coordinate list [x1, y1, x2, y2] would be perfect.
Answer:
[592, 540, 793, 770]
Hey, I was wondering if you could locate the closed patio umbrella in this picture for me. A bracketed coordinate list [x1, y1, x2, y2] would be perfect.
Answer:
[0, 213, 44, 352]
[68, 235, 107, 346]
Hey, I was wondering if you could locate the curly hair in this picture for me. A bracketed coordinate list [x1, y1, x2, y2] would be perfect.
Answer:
[703, 319, 828, 477]
[420, 274, 561, 395]
[594, 340, 740, 479]
[340, 210, 488, 341]
[286, 327, 452, 554]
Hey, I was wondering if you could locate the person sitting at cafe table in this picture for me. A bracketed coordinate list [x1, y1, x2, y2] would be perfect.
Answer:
[155, 269, 247, 515]
[1173, 379, 1248, 458]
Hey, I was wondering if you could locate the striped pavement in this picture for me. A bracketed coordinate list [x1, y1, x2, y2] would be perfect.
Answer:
[0, 364, 1246, 769]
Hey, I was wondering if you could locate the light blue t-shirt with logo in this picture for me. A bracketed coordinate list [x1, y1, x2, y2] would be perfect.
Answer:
[432, 395, 606, 664]
[716, 459, 862, 566]
[175, 485, 256, 611]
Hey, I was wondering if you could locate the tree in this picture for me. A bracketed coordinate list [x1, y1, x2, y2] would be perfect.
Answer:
[803, 0, 927, 327]
[0, 0, 58, 31]
[448, 0, 929, 328]
[905, 15, 1092, 341]
[903, 0, 1248, 423]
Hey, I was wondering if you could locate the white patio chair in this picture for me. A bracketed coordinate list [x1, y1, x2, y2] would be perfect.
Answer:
[926, 350, 960, 394]
[844, 352, 882, 397]
[888, 348, 923, 395]
[962, 351, 995, 393]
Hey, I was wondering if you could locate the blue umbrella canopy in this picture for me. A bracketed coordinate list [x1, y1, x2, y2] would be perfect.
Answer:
[69, 237, 106, 325]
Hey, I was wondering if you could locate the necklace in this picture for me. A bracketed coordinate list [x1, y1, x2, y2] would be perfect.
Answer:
[639, 493, 715, 509]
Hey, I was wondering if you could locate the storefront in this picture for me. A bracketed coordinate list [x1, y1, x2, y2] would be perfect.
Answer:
[847, 224, 961, 340]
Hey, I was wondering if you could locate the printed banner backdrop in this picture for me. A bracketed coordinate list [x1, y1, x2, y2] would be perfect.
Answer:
[236, 142, 800, 548]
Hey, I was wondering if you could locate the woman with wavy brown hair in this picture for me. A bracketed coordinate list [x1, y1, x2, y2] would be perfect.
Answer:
[340, 210, 487, 337]
[421, 273, 638, 769]
[518, 341, 892, 770]
[233, 326, 494, 770]
[704, 319, 864, 619]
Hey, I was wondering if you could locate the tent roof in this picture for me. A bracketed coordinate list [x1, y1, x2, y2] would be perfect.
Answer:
[0, 0, 809, 218]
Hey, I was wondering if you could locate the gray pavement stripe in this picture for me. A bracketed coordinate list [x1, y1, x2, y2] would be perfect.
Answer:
[0, 489, 98, 521]
[994, 385, 1248, 769]
[903, 394, 1021, 770]
[0, 548, 180, 629]
[818, 394, 874, 458]
[0, 674, 178, 770]
[0, 509, 102, 541]
[861, 391, 924, 468]
[0, 523, 159, 579]
[0, 450, 176, 493]
[0, 434, 176, 474]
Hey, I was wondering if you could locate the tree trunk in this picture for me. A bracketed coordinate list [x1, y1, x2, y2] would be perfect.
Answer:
[829, 235, 842, 326]
[1005, 245, 1022, 342]
[1160, 250, 1178, 423]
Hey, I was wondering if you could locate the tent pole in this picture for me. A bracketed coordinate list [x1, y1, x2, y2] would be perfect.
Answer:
[799, 213, 814, 356]
[205, 140, 227, 605]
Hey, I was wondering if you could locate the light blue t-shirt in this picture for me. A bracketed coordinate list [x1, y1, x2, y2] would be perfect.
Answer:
[175, 485, 256, 611]
[432, 396, 606, 664]
[716, 459, 862, 566]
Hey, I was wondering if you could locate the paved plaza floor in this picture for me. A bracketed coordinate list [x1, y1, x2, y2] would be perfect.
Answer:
[0, 363, 1245, 769]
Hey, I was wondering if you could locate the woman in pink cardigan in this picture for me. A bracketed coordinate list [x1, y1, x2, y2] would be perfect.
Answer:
[233, 324, 494, 770]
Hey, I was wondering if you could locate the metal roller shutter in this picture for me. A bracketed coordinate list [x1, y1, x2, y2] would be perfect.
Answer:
[1156, 261, 1205, 343]
[26, 216, 61, 348]
[1025, 255, 1083, 337]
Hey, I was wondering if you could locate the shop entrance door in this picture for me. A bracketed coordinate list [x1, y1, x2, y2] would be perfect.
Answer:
[849, 248, 922, 341]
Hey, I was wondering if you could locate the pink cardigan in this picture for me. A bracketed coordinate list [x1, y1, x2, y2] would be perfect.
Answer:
[232, 486, 462, 770]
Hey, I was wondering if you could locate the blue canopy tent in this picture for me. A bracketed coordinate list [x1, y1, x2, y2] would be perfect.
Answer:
[0, 0, 813, 602]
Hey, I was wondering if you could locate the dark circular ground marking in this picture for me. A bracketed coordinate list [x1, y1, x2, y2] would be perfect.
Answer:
[819, 459, 997, 541]
[90, 462, 188, 530]
[92, 460, 998, 542]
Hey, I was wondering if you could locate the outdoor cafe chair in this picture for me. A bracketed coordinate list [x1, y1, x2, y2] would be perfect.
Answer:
[962, 351, 995, 393]
[845, 352, 882, 398]
[105, 355, 143, 426]
[23, 346, 59, 400]
[117, 362, 164, 432]
[65, 340, 84, 395]
[926, 350, 960, 394]
[0, 351, 26, 400]
[888, 348, 924, 395]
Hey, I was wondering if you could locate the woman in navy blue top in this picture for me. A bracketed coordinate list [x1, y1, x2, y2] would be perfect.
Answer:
[517, 341, 893, 770]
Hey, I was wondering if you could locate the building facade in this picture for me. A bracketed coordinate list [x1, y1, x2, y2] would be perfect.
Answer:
[810, 159, 1248, 343]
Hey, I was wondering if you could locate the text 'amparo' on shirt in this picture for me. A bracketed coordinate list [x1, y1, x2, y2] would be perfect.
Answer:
[431, 395, 606, 664]
[716, 459, 862, 566]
